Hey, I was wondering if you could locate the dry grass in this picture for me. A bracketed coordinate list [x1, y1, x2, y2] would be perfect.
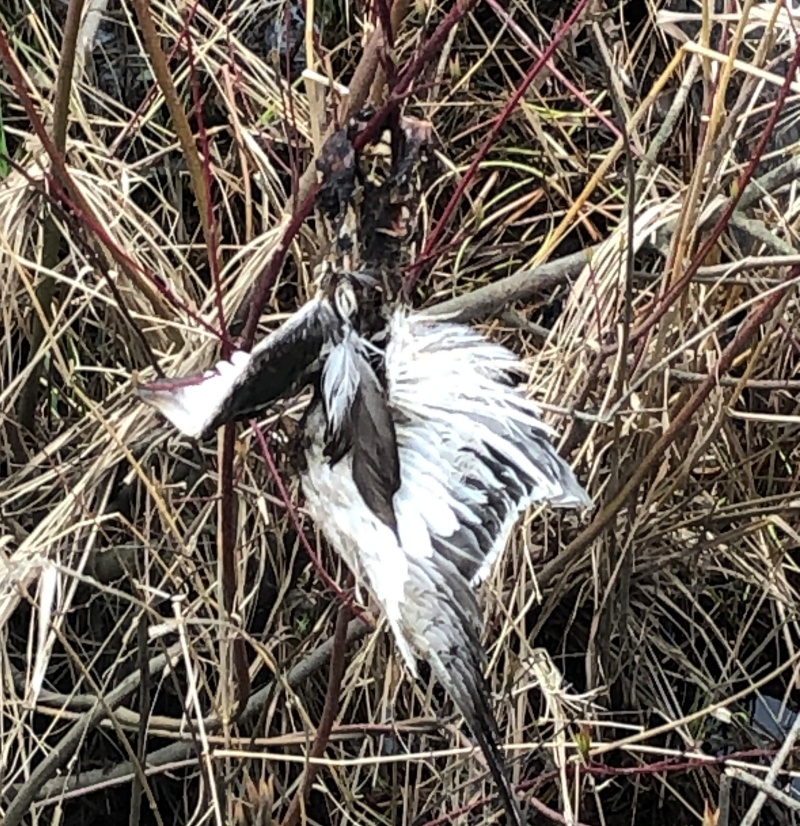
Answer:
[2, 0, 800, 824]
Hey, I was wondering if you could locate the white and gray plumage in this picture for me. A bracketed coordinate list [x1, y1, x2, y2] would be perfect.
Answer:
[137, 275, 592, 825]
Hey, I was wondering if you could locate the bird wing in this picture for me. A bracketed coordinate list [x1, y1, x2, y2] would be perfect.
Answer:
[298, 430, 522, 825]
[401, 553, 523, 826]
[385, 308, 592, 584]
[362, 309, 590, 826]
[136, 297, 337, 439]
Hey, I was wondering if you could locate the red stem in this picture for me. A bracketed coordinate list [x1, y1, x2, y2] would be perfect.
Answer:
[240, 185, 321, 350]
[279, 601, 351, 826]
[622, 33, 800, 354]
[0, 28, 222, 341]
[184, 15, 230, 353]
[404, 0, 592, 293]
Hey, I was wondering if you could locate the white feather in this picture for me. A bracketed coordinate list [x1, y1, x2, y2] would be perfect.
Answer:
[322, 330, 362, 436]
[138, 296, 592, 675]
[137, 292, 589, 826]
[302, 404, 418, 672]
[136, 350, 252, 439]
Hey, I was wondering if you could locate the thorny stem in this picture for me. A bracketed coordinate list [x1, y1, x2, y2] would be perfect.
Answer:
[0, 158, 169, 452]
[391, 0, 481, 100]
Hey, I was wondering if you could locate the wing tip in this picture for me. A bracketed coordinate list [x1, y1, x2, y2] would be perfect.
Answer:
[462, 682, 524, 826]
[550, 470, 593, 510]
[552, 486, 593, 510]
[135, 381, 209, 440]
[134, 352, 253, 440]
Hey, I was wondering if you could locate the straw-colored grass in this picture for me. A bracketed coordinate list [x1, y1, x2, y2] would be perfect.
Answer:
[2, 1, 800, 824]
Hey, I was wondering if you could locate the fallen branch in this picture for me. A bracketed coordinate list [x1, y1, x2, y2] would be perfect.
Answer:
[728, 766, 800, 815]
[20, 618, 371, 807]
[424, 147, 800, 328]
[2, 643, 183, 826]
[422, 250, 591, 323]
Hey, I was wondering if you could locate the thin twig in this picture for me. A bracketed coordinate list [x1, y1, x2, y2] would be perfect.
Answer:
[738, 707, 800, 825]
[130, 0, 220, 288]
[129, 611, 151, 826]
[279, 601, 351, 826]
[24, 619, 371, 805]
[537, 265, 800, 592]
[16, 0, 86, 441]
[251, 423, 372, 622]
[405, 0, 592, 292]
[2, 644, 183, 826]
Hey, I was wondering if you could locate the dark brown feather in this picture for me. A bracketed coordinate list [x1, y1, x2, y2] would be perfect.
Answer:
[351, 357, 401, 533]
[204, 300, 336, 436]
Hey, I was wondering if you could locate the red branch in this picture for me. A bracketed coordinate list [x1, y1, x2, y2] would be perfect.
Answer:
[0, 27, 221, 341]
[404, 0, 592, 293]
[423, 745, 789, 826]
[184, 15, 229, 352]
[279, 601, 351, 826]
[621, 32, 800, 353]
[240, 185, 321, 349]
